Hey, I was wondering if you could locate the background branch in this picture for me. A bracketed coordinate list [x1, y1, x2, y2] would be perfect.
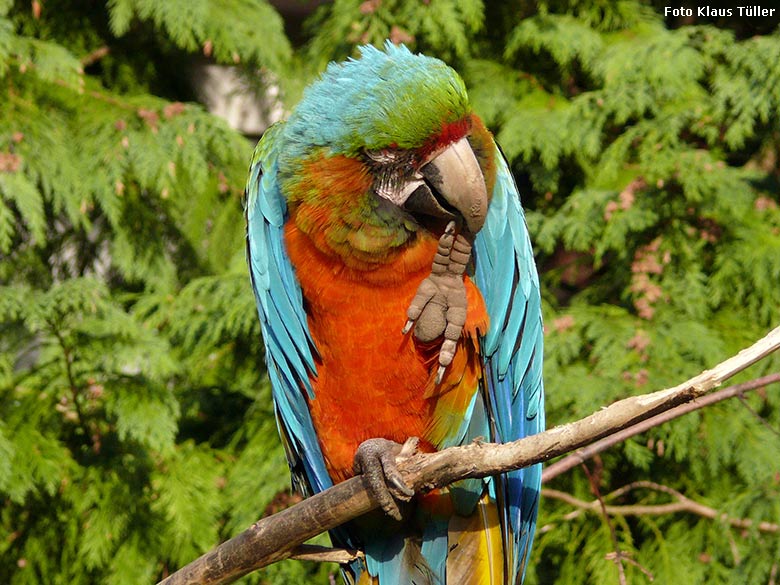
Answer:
[542, 372, 780, 482]
[581, 462, 628, 585]
[542, 482, 780, 533]
[158, 325, 780, 585]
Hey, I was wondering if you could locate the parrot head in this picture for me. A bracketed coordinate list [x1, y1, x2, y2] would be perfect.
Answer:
[277, 42, 497, 268]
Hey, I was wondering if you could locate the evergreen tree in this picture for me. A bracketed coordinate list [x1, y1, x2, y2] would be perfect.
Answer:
[1, 1, 779, 584]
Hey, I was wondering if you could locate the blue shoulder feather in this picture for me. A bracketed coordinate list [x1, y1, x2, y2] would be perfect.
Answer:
[245, 124, 332, 496]
[473, 146, 545, 580]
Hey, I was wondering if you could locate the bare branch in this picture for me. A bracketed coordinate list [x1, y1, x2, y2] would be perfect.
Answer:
[542, 373, 780, 482]
[157, 325, 780, 585]
[581, 462, 628, 585]
[289, 545, 363, 564]
[81, 46, 110, 67]
[736, 392, 780, 438]
[542, 485, 780, 533]
[604, 552, 655, 582]
[51, 326, 95, 448]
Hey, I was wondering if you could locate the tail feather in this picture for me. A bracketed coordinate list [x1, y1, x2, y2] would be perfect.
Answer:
[356, 569, 377, 585]
[446, 494, 505, 584]
[363, 530, 444, 585]
[345, 493, 507, 584]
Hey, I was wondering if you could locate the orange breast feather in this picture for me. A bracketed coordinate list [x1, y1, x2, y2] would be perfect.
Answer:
[284, 222, 489, 483]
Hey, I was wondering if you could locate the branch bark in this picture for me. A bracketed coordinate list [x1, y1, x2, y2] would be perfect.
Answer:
[542, 482, 780, 533]
[158, 325, 780, 585]
[541, 372, 780, 482]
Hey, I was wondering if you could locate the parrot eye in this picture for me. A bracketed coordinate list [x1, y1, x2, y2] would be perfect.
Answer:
[364, 148, 423, 207]
[363, 148, 418, 175]
[364, 149, 402, 165]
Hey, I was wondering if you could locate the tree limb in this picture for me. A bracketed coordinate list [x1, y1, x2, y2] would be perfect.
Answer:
[80, 45, 110, 67]
[224, 370, 780, 573]
[157, 325, 780, 585]
[542, 483, 780, 533]
[542, 372, 780, 482]
[288, 544, 363, 564]
[580, 462, 628, 585]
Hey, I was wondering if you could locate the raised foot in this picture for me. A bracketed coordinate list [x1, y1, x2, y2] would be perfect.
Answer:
[353, 437, 418, 521]
[402, 221, 475, 383]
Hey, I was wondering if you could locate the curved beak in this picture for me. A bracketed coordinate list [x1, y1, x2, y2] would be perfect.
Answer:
[418, 137, 488, 233]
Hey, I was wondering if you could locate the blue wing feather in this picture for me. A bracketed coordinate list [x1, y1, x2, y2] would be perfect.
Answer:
[473, 146, 545, 581]
[247, 124, 543, 582]
[245, 124, 332, 495]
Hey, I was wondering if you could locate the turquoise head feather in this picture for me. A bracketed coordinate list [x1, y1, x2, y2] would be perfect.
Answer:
[284, 42, 471, 158]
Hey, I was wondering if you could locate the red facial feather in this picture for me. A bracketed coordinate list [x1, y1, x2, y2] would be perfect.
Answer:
[418, 117, 473, 161]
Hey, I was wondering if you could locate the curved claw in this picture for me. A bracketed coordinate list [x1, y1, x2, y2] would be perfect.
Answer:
[354, 438, 417, 521]
[435, 365, 447, 385]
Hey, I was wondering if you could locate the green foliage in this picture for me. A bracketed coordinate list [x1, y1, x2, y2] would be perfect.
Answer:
[1, 0, 779, 584]
[305, 0, 484, 67]
[106, 0, 291, 71]
[1, 1, 329, 583]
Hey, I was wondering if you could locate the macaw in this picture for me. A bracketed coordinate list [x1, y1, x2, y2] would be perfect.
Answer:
[246, 42, 544, 584]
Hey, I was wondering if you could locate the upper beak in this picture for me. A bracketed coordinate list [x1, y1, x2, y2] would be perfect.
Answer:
[413, 137, 488, 234]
